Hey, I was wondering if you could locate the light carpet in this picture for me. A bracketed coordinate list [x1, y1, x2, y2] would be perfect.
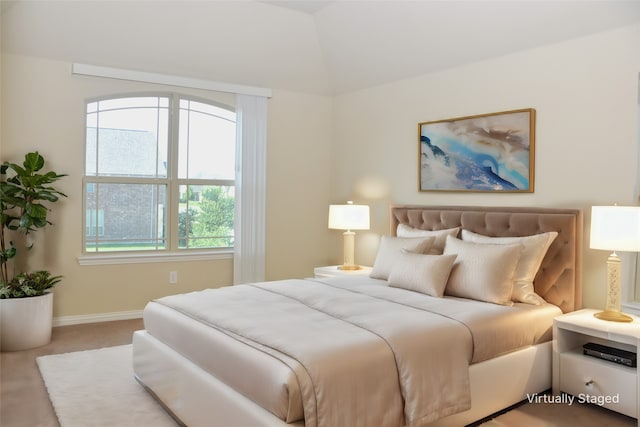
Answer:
[37, 344, 178, 427]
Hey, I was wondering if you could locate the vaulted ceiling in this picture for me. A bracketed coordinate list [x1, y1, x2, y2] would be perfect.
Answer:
[2, 1, 640, 95]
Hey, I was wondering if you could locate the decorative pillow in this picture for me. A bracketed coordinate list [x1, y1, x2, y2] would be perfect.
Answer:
[370, 236, 435, 280]
[396, 224, 460, 254]
[443, 236, 521, 306]
[388, 252, 457, 297]
[460, 229, 558, 305]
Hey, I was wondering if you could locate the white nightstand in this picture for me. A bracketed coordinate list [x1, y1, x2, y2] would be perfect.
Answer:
[314, 265, 372, 278]
[553, 308, 640, 423]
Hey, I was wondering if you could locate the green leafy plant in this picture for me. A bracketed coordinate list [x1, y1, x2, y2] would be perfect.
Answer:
[0, 152, 67, 298]
[0, 270, 62, 299]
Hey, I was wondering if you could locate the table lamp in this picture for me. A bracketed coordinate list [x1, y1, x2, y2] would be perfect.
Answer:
[328, 201, 370, 270]
[590, 205, 640, 322]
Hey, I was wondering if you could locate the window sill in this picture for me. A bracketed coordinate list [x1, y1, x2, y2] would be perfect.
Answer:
[77, 250, 233, 266]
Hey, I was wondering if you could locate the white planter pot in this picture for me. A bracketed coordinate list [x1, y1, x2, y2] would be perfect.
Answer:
[0, 292, 53, 352]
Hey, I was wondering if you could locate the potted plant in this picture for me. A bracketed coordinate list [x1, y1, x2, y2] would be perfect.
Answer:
[0, 151, 66, 351]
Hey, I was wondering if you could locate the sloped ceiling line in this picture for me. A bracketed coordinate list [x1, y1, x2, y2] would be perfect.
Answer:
[2, 1, 640, 95]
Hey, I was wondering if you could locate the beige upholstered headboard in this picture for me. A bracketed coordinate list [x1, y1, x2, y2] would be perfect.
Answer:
[390, 205, 583, 313]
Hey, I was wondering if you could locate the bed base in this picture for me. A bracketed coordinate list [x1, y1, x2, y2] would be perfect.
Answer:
[133, 330, 551, 427]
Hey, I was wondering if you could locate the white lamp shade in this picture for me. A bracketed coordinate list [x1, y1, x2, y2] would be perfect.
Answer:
[328, 203, 370, 230]
[590, 205, 640, 252]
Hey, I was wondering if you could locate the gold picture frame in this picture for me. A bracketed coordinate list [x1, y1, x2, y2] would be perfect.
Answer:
[419, 108, 535, 192]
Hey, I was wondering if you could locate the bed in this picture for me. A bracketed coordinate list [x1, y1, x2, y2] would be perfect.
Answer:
[132, 205, 582, 427]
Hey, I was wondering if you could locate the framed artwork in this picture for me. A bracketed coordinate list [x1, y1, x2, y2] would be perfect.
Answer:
[419, 108, 535, 192]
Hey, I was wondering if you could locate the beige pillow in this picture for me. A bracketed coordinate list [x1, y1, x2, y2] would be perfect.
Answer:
[443, 236, 521, 306]
[460, 230, 558, 305]
[396, 224, 460, 254]
[370, 236, 435, 280]
[388, 252, 457, 297]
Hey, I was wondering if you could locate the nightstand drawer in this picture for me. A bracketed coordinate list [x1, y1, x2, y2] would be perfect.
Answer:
[559, 350, 637, 418]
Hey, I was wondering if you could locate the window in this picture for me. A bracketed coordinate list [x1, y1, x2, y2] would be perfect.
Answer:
[84, 95, 236, 253]
[85, 209, 104, 237]
[630, 86, 640, 311]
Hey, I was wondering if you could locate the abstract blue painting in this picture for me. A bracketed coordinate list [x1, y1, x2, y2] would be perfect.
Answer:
[419, 109, 535, 192]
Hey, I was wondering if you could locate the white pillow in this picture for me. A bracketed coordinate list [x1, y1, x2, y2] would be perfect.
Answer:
[388, 252, 457, 297]
[370, 236, 435, 280]
[460, 229, 558, 305]
[443, 236, 521, 306]
[396, 224, 460, 254]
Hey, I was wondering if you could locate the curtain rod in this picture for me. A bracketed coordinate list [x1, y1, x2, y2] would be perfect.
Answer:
[71, 63, 272, 98]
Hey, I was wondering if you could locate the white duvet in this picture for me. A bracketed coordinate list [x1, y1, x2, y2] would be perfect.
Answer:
[153, 278, 474, 427]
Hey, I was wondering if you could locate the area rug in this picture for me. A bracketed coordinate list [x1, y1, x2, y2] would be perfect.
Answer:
[37, 345, 178, 427]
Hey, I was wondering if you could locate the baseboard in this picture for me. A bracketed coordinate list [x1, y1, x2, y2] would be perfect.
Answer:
[53, 310, 143, 327]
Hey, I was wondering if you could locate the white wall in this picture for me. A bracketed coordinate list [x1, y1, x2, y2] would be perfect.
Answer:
[331, 23, 640, 309]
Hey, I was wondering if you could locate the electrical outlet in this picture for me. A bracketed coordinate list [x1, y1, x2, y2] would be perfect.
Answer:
[169, 271, 178, 284]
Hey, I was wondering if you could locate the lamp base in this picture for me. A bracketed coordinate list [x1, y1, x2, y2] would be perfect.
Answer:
[337, 265, 362, 271]
[594, 310, 633, 323]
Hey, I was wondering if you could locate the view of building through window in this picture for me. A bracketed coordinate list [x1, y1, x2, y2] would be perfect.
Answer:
[84, 95, 236, 252]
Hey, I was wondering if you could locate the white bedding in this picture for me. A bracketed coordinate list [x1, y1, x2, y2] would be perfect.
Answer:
[143, 276, 561, 426]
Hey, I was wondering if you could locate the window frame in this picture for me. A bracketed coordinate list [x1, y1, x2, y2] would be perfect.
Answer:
[621, 86, 640, 315]
[80, 92, 236, 264]
[85, 208, 105, 237]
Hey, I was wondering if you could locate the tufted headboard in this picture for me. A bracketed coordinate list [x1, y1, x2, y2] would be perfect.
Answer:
[390, 205, 583, 313]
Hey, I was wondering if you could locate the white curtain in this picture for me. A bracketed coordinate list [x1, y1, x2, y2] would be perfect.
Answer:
[234, 94, 267, 284]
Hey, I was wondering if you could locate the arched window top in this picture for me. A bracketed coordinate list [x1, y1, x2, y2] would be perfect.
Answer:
[83, 93, 236, 254]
